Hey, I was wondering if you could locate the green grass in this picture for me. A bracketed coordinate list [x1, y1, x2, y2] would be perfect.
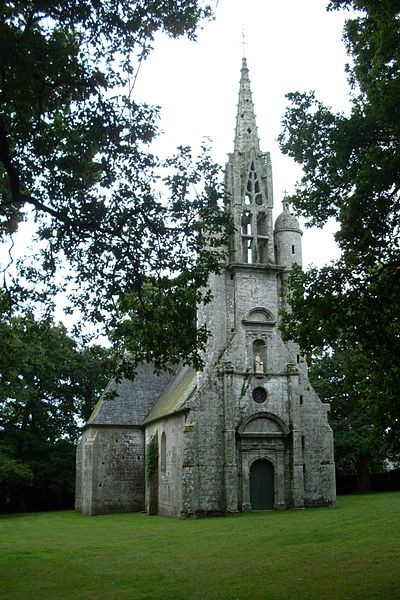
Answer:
[1, 493, 399, 599]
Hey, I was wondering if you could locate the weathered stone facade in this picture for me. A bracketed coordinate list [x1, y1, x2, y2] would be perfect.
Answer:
[76, 58, 336, 517]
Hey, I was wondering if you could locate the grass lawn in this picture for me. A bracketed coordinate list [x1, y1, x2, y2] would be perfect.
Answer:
[1, 492, 399, 600]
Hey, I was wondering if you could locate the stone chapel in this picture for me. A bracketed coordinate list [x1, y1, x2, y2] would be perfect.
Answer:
[75, 58, 336, 517]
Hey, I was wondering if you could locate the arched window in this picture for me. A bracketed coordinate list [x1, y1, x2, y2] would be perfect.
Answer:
[253, 339, 267, 374]
[241, 211, 253, 263]
[160, 432, 166, 473]
[244, 238, 253, 264]
[244, 161, 264, 206]
[257, 213, 267, 236]
[241, 211, 252, 235]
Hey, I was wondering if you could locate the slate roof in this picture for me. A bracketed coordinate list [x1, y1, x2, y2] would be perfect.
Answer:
[86, 363, 174, 427]
[143, 364, 197, 424]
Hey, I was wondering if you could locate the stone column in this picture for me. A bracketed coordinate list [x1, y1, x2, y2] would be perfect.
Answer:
[224, 430, 239, 513]
[287, 363, 304, 508]
[275, 447, 287, 509]
[222, 365, 239, 513]
[81, 431, 97, 516]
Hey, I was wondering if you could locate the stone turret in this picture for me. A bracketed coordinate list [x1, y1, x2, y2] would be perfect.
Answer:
[274, 198, 303, 312]
[274, 198, 303, 269]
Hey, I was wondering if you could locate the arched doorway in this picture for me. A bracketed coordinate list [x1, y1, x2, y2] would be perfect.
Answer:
[250, 460, 274, 510]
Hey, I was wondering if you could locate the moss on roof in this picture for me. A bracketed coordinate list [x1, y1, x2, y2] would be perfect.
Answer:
[144, 365, 197, 424]
[85, 364, 174, 427]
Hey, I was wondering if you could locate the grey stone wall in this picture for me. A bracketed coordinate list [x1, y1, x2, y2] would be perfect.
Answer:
[190, 242, 335, 513]
[181, 374, 226, 517]
[75, 426, 145, 516]
[299, 377, 336, 506]
[274, 226, 302, 270]
[145, 414, 185, 517]
[197, 270, 228, 383]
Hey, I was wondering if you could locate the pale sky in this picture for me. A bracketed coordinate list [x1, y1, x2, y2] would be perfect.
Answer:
[134, 0, 353, 267]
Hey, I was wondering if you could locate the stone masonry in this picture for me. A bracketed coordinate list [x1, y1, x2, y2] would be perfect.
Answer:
[75, 57, 336, 517]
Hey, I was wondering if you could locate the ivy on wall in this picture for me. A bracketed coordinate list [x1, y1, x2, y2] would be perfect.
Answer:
[146, 436, 158, 480]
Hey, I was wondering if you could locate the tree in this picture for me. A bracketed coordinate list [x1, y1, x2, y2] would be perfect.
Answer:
[278, 0, 400, 449]
[309, 346, 393, 491]
[0, 1, 229, 372]
[0, 304, 113, 510]
[0, 453, 34, 509]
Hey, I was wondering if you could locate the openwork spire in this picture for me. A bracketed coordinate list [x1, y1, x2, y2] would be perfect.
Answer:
[234, 57, 260, 152]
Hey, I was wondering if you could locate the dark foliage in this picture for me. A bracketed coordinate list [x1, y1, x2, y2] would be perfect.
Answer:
[309, 347, 398, 491]
[0, 306, 113, 511]
[0, 1, 230, 373]
[278, 0, 400, 450]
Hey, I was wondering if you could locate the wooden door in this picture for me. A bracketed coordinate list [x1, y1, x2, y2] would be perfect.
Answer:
[250, 460, 274, 510]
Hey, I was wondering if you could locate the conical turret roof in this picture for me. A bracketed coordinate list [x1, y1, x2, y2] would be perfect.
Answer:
[274, 200, 302, 233]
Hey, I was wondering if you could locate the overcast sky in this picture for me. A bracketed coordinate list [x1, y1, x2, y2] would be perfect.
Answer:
[134, 0, 354, 267]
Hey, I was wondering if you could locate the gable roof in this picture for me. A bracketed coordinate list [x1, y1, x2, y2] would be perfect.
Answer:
[143, 364, 197, 425]
[86, 363, 174, 428]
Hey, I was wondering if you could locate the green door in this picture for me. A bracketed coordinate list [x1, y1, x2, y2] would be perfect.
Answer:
[250, 460, 274, 510]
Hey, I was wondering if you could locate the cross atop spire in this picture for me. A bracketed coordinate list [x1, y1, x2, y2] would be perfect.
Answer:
[241, 29, 247, 57]
[234, 57, 260, 153]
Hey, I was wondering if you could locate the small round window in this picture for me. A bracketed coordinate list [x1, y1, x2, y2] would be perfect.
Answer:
[252, 387, 267, 404]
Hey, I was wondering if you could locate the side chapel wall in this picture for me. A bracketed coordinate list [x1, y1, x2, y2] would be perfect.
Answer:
[75, 425, 145, 516]
[145, 413, 186, 518]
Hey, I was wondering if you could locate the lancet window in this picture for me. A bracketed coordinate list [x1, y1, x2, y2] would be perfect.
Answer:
[241, 211, 253, 263]
[244, 161, 264, 206]
[256, 212, 268, 262]
[243, 238, 253, 264]
[160, 432, 166, 473]
[257, 239, 267, 263]
[241, 211, 252, 235]
[257, 213, 267, 236]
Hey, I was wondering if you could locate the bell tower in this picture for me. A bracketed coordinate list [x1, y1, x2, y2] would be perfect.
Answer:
[226, 57, 274, 266]
[196, 56, 335, 514]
